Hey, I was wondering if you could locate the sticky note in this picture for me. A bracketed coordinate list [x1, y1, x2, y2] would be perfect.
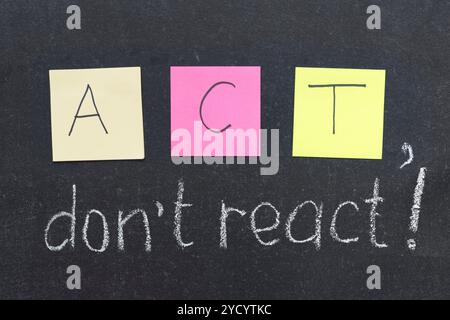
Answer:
[171, 66, 260, 157]
[292, 67, 386, 159]
[49, 67, 145, 162]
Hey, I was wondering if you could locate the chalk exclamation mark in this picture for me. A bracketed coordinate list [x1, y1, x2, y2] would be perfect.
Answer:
[407, 167, 427, 251]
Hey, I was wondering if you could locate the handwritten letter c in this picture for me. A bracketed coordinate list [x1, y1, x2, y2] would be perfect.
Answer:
[199, 81, 236, 133]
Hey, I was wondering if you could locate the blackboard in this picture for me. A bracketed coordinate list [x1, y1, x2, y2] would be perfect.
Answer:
[1, 0, 449, 299]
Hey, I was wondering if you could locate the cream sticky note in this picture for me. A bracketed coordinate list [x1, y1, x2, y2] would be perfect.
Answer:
[49, 67, 145, 162]
[292, 67, 386, 159]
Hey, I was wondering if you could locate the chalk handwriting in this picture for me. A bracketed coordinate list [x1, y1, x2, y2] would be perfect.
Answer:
[45, 171, 428, 253]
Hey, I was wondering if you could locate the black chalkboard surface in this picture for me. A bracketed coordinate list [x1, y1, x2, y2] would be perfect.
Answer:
[0, 0, 449, 299]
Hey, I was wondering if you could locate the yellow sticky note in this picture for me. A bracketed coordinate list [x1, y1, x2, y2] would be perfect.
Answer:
[292, 67, 386, 159]
[49, 67, 145, 162]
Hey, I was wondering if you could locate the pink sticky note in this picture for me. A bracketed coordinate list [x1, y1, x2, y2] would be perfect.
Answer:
[171, 66, 261, 157]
